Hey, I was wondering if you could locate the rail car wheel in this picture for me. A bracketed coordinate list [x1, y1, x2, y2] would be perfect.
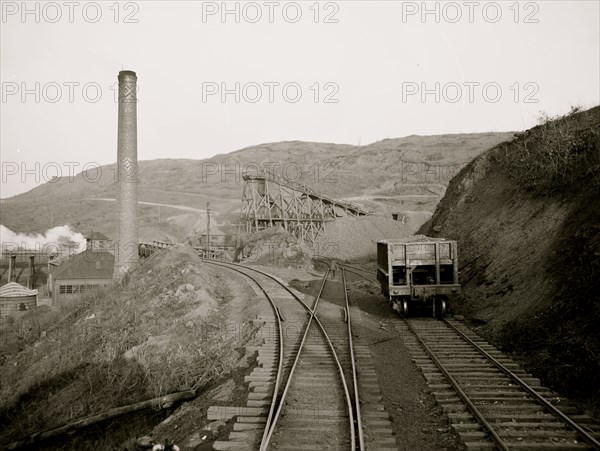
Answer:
[433, 296, 447, 320]
[399, 298, 409, 317]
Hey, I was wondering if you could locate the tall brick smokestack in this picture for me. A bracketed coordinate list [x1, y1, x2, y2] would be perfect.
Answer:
[115, 70, 139, 278]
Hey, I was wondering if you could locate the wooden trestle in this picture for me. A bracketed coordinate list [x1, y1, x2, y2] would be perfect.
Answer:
[240, 172, 369, 243]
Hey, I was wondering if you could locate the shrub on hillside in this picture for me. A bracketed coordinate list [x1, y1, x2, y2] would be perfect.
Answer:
[494, 106, 600, 194]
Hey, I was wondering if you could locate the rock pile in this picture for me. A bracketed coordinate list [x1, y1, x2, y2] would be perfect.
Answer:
[236, 226, 313, 269]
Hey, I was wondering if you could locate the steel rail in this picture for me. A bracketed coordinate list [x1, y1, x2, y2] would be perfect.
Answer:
[404, 319, 511, 451]
[444, 319, 600, 450]
[203, 261, 285, 448]
[337, 263, 378, 286]
[342, 266, 378, 286]
[313, 257, 378, 286]
[341, 267, 365, 450]
[205, 260, 355, 451]
[340, 262, 374, 275]
[333, 256, 599, 449]
[260, 268, 355, 451]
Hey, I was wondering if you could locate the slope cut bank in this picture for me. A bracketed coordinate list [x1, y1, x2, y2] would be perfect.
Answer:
[420, 106, 600, 410]
[0, 245, 259, 449]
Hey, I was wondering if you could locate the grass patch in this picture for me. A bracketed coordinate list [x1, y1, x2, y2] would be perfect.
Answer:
[0, 245, 242, 447]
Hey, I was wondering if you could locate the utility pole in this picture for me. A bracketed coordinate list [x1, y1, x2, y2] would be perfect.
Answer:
[8, 254, 16, 282]
[28, 255, 36, 289]
[207, 202, 211, 259]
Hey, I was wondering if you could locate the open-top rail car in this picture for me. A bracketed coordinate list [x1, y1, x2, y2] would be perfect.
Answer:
[377, 237, 460, 319]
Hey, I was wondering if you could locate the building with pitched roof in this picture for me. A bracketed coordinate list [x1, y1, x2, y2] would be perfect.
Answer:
[49, 250, 114, 303]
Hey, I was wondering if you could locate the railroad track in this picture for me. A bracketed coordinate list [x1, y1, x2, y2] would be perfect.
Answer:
[398, 318, 600, 451]
[314, 258, 377, 286]
[339, 264, 378, 286]
[339, 262, 600, 450]
[337, 262, 374, 276]
[204, 261, 366, 451]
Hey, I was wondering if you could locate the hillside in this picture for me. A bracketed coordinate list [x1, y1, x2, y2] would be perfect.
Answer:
[0, 245, 259, 449]
[0, 133, 513, 243]
[420, 106, 600, 409]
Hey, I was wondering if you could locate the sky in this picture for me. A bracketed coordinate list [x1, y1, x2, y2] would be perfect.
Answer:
[1, 0, 599, 198]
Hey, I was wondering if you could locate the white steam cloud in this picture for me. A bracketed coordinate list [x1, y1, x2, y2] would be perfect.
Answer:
[0, 225, 86, 255]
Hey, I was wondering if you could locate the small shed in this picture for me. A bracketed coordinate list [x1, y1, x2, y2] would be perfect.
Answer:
[0, 282, 38, 317]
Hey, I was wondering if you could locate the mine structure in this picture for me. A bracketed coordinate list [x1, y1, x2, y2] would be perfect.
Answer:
[240, 170, 369, 243]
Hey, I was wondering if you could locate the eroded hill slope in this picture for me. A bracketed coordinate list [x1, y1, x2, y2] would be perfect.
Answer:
[421, 106, 600, 408]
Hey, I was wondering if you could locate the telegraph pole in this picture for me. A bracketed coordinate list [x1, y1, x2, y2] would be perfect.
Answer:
[207, 202, 211, 259]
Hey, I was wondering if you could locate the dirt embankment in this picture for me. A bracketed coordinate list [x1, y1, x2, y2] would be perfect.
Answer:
[0, 245, 258, 449]
[420, 106, 600, 410]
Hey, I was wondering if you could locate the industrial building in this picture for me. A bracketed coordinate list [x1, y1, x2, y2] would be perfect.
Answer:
[48, 232, 115, 303]
[49, 250, 114, 303]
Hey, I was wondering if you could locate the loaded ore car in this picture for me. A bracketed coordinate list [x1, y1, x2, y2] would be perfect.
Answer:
[377, 236, 460, 319]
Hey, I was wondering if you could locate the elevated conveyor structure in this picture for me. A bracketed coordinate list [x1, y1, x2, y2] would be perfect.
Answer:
[240, 171, 369, 243]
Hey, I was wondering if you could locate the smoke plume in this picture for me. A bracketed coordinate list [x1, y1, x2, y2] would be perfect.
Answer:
[0, 225, 86, 255]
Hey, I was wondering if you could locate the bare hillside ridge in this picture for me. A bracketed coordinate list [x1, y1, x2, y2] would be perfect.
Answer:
[1, 133, 513, 241]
